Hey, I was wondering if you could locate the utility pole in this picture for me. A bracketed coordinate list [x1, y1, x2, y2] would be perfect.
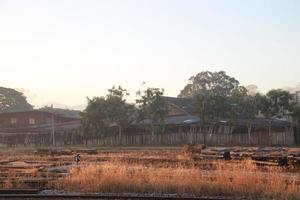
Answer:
[51, 104, 55, 146]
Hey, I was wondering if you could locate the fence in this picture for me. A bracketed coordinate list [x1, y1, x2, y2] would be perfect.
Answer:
[85, 129, 295, 146]
[0, 129, 295, 147]
[0, 130, 82, 147]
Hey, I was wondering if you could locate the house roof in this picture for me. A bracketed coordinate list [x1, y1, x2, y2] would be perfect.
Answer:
[218, 117, 291, 127]
[38, 107, 80, 119]
[162, 96, 195, 115]
[165, 115, 200, 125]
[0, 109, 80, 119]
[0, 121, 80, 133]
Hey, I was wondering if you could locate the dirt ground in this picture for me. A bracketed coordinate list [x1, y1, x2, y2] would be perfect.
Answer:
[0, 146, 299, 199]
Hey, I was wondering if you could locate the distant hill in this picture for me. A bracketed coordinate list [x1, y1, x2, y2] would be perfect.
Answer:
[0, 87, 33, 113]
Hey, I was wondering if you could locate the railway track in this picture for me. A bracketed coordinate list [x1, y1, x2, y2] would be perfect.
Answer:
[0, 194, 234, 200]
[0, 190, 237, 200]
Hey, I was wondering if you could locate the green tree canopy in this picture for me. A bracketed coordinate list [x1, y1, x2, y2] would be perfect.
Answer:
[229, 86, 259, 121]
[194, 91, 229, 124]
[136, 87, 168, 134]
[0, 87, 33, 113]
[80, 86, 135, 138]
[105, 86, 135, 137]
[178, 71, 240, 98]
[266, 89, 293, 117]
[80, 96, 109, 137]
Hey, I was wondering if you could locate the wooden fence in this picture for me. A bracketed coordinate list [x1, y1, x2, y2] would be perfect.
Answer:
[0, 129, 296, 147]
[0, 131, 82, 147]
[85, 129, 295, 146]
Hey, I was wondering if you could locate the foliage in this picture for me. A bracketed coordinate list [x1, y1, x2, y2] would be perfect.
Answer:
[80, 86, 135, 138]
[136, 87, 168, 134]
[291, 105, 300, 143]
[0, 87, 33, 112]
[178, 71, 239, 98]
[266, 89, 294, 117]
[105, 86, 135, 136]
[80, 97, 109, 138]
[181, 71, 295, 129]
[194, 91, 229, 124]
[229, 86, 259, 121]
[291, 105, 300, 120]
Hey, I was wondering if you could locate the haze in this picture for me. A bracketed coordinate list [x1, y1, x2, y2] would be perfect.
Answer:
[0, 0, 299, 108]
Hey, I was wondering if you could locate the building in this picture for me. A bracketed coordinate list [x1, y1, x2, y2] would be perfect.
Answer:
[0, 109, 81, 146]
[162, 96, 291, 131]
[0, 110, 79, 128]
[162, 96, 200, 125]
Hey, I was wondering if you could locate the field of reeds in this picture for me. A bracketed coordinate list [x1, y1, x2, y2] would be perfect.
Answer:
[0, 146, 299, 199]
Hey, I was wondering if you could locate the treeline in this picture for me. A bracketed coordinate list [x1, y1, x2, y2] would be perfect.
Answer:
[0, 71, 299, 140]
[80, 86, 168, 139]
[80, 71, 300, 139]
[178, 71, 298, 136]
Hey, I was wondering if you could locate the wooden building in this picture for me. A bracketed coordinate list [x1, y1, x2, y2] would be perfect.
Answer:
[0, 110, 78, 128]
[0, 110, 81, 147]
[163, 96, 200, 125]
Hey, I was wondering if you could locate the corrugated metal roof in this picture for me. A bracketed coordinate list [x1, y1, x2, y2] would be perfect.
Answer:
[162, 96, 195, 115]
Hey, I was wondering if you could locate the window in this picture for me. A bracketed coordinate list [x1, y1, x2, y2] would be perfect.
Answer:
[29, 118, 35, 125]
[11, 118, 17, 125]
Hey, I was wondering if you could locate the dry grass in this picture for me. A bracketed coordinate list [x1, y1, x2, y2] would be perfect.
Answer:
[57, 160, 300, 200]
[0, 148, 299, 199]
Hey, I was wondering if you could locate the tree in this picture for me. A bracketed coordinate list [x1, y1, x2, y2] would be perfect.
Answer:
[257, 94, 274, 136]
[80, 86, 135, 140]
[194, 91, 216, 126]
[193, 91, 230, 143]
[229, 87, 260, 144]
[291, 105, 300, 144]
[105, 86, 135, 139]
[136, 87, 168, 137]
[266, 89, 293, 117]
[80, 97, 109, 138]
[258, 89, 293, 136]
[0, 87, 33, 112]
[178, 71, 240, 98]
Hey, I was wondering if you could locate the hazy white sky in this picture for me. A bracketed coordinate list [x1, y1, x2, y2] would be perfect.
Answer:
[0, 0, 300, 107]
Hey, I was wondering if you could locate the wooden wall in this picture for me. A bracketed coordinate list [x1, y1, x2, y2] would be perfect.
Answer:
[0, 129, 294, 147]
[85, 129, 295, 146]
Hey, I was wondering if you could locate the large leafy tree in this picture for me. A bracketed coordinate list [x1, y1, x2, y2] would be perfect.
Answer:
[178, 71, 239, 97]
[80, 86, 135, 139]
[80, 97, 109, 138]
[229, 86, 260, 123]
[229, 87, 261, 144]
[194, 91, 229, 124]
[105, 86, 135, 138]
[0, 87, 33, 112]
[193, 91, 230, 143]
[259, 89, 293, 135]
[266, 89, 293, 116]
[194, 84, 262, 143]
[136, 87, 168, 136]
[186, 71, 240, 134]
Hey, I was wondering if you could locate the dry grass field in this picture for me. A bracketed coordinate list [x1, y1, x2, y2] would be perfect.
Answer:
[0, 146, 299, 200]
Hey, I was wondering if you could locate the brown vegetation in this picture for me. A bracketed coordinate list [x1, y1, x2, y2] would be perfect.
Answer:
[0, 148, 299, 199]
[58, 159, 299, 199]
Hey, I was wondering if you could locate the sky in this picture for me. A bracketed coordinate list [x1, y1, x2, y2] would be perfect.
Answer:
[0, 0, 300, 108]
